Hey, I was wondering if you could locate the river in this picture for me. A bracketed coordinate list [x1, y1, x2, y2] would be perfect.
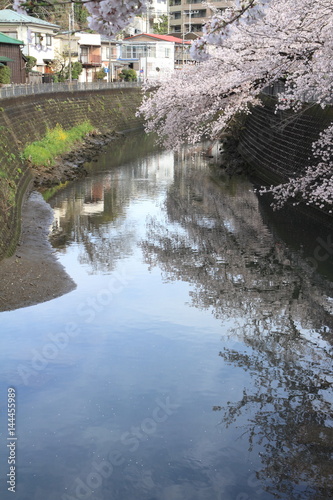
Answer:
[0, 132, 332, 500]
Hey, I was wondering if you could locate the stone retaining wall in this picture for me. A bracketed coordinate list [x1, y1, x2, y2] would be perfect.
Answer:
[0, 87, 143, 259]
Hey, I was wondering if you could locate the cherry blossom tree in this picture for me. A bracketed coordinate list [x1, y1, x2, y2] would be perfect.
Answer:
[13, 0, 333, 209]
[139, 0, 333, 210]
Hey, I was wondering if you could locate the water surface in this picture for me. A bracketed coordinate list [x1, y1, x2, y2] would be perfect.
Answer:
[0, 133, 332, 500]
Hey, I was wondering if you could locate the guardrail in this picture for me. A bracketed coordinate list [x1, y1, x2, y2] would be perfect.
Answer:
[262, 81, 333, 104]
[0, 81, 141, 99]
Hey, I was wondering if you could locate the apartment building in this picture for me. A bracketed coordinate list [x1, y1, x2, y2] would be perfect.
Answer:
[169, 0, 234, 36]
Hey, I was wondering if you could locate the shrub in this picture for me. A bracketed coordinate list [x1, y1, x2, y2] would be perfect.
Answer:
[0, 66, 11, 84]
[119, 69, 137, 82]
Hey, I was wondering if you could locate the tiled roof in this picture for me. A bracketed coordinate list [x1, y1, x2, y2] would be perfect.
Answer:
[0, 9, 59, 28]
[124, 33, 191, 44]
[0, 31, 23, 44]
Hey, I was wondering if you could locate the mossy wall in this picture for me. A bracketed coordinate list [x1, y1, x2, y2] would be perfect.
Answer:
[0, 87, 143, 259]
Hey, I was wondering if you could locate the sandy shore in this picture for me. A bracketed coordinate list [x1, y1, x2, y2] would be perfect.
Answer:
[0, 191, 76, 312]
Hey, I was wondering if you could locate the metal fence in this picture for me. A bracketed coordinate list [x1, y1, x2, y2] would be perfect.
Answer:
[0, 81, 141, 99]
[262, 81, 333, 105]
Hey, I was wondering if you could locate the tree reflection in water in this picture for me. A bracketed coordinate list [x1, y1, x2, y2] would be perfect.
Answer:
[140, 146, 333, 499]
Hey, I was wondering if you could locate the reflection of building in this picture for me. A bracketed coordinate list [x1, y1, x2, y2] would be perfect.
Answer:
[121, 33, 191, 79]
[0, 9, 59, 77]
[169, 0, 234, 36]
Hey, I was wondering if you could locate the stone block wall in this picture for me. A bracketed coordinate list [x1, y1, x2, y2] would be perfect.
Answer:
[0, 87, 143, 259]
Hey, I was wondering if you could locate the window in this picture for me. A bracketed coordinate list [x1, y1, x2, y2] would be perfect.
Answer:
[3, 31, 17, 39]
[165, 48, 170, 58]
[34, 32, 43, 45]
[105, 46, 117, 59]
[121, 44, 156, 59]
[46, 34, 52, 46]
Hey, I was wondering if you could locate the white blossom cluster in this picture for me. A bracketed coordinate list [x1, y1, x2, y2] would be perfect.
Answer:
[85, 0, 146, 35]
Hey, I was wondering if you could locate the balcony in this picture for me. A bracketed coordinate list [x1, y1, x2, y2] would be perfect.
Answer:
[80, 55, 102, 66]
[62, 50, 79, 58]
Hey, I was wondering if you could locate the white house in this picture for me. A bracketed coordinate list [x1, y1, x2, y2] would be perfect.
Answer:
[0, 9, 59, 76]
[120, 33, 191, 81]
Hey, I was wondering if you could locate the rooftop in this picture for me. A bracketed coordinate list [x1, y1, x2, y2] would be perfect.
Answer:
[0, 31, 23, 44]
[124, 33, 191, 44]
[0, 9, 59, 28]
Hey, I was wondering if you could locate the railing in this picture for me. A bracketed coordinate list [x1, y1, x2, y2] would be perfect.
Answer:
[262, 81, 333, 104]
[80, 55, 102, 65]
[0, 81, 141, 100]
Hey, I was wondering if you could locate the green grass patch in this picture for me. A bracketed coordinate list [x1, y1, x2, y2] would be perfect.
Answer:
[23, 121, 94, 167]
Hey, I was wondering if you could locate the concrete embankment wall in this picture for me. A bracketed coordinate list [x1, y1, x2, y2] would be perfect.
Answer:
[238, 96, 333, 186]
[0, 87, 143, 259]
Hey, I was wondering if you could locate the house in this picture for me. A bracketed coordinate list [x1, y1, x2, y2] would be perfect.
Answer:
[0, 32, 26, 83]
[0, 9, 59, 76]
[53, 30, 80, 79]
[100, 36, 127, 82]
[76, 32, 103, 82]
[120, 33, 191, 80]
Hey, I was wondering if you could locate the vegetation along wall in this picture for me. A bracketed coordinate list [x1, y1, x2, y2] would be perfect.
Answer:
[0, 87, 143, 259]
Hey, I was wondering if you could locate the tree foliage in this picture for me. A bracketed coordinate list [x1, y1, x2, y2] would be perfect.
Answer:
[153, 14, 168, 35]
[25, 55, 37, 73]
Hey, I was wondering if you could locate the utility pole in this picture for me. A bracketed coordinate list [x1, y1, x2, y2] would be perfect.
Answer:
[182, 4, 198, 65]
[108, 39, 111, 82]
[68, 3, 74, 82]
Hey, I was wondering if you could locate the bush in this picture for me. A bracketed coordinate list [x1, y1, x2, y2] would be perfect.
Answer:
[25, 56, 37, 73]
[95, 68, 106, 80]
[0, 66, 11, 84]
[119, 69, 137, 82]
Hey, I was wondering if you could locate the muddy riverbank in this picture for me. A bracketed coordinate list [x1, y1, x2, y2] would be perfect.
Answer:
[0, 130, 129, 312]
[0, 191, 76, 312]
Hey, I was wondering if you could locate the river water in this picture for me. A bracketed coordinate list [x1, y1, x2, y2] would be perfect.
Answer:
[0, 132, 332, 500]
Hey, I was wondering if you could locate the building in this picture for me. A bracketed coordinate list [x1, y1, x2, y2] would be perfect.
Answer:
[0, 9, 59, 76]
[53, 30, 80, 80]
[120, 33, 191, 80]
[0, 32, 26, 83]
[169, 0, 234, 36]
[100, 36, 124, 82]
[126, 0, 168, 35]
[76, 32, 102, 82]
